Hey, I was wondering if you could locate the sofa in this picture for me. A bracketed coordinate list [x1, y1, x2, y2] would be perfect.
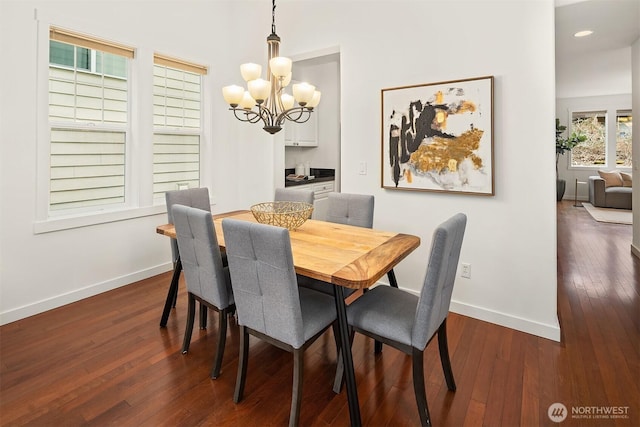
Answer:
[588, 172, 632, 209]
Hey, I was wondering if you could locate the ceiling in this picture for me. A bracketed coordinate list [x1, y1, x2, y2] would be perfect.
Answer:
[555, 0, 640, 58]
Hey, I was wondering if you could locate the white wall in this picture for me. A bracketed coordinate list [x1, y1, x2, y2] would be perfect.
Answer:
[1, 0, 561, 341]
[0, 0, 275, 324]
[278, 0, 559, 340]
[556, 47, 632, 98]
[633, 37, 640, 257]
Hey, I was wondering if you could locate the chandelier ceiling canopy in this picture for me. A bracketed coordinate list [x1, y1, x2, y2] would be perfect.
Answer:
[222, 0, 320, 135]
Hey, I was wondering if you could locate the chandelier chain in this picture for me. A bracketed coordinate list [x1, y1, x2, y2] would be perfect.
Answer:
[271, 0, 277, 35]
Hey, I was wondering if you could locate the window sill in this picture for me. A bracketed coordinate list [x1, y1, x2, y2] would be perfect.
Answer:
[34, 205, 167, 234]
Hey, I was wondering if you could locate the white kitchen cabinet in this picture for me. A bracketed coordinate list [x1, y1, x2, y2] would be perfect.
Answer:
[288, 180, 334, 220]
[284, 109, 318, 147]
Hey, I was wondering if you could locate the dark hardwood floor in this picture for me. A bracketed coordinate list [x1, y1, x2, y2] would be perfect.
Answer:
[1, 201, 638, 426]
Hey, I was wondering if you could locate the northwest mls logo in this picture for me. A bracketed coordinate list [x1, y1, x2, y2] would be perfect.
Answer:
[548, 403, 630, 422]
[548, 403, 568, 423]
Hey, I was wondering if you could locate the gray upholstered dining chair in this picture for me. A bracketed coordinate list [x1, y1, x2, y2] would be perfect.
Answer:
[172, 205, 235, 379]
[161, 187, 212, 328]
[325, 192, 374, 228]
[221, 218, 338, 427]
[274, 187, 315, 205]
[298, 192, 375, 298]
[166, 188, 211, 267]
[339, 213, 467, 426]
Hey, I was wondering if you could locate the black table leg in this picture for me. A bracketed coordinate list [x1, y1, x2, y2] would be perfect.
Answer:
[374, 269, 399, 354]
[387, 268, 398, 288]
[333, 285, 361, 427]
[160, 257, 182, 327]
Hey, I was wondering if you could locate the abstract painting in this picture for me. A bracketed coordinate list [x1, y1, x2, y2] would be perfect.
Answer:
[381, 76, 494, 195]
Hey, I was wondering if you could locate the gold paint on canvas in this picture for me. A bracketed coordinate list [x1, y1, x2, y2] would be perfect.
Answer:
[410, 128, 484, 174]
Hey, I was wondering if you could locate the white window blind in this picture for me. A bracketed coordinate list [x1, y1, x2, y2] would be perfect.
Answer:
[152, 54, 206, 200]
[48, 27, 132, 211]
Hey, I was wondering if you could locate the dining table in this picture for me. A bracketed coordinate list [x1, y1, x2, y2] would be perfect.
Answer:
[156, 209, 421, 426]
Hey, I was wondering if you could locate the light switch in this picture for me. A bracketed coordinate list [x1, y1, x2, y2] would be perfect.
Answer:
[359, 161, 367, 175]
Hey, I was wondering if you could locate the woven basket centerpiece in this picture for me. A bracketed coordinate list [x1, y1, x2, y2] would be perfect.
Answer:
[250, 201, 313, 231]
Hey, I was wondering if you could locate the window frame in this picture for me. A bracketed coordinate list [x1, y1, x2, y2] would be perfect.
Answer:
[568, 110, 607, 169]
[47, 29, 133, 214]
[615, 110, 632, 168]
[34, 16, 211, 234]
[152, 55, 207, 204]
[566, 107, 633, 172]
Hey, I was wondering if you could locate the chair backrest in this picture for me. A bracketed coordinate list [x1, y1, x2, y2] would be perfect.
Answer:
[326, 192, 374, 228]
[165, 188, 211, 262]
[412, 213, 467, 350]
[274, 187, 314, 205]
[172, 205, 231, 309]
[222, 218, 306, 348]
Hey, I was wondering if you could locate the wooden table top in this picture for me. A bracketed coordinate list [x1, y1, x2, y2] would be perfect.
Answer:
[157, 210, 420, 289]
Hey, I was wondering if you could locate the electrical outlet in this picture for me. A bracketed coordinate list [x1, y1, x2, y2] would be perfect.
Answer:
[461, 262, 471, 279]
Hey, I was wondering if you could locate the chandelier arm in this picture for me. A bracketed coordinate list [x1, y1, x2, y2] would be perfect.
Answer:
[231, 108, 263, 124]
[256, 104, 278, 128]
[279, 107, 312, 124]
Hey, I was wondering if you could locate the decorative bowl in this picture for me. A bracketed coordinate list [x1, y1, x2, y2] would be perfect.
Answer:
[250, 201, 313, 231]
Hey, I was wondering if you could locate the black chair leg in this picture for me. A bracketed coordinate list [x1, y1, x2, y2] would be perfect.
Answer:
[200, 304, 208, 329]
[437, 319, 456, 391]
[234, 325, 249, 403]
[181, 293, 196, 354]
[210, 309, 228, 379]
[412, 348, 431, 427]
[290, 349, 304, 427]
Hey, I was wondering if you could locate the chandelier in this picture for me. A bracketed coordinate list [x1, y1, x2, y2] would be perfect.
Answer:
[222, 0, 321, 135]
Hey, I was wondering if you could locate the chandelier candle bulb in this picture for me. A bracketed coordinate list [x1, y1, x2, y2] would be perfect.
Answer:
[240, 92, 256, 109]
[281, 93, 295, 110]
[240, 63, 262, 81]
[222, 85, 245, 107]
[292, 83, 315, 106]
[282, 72, 292, 87]
[269, 57, 292, 78]
[248, 79, 271, 103]
[306, 91, 322, 109]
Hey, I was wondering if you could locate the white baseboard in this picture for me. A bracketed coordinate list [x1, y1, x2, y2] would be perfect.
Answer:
[0, 263, 173, 326]
[631, 243, 640, 259]
[373, 281, 561, 342]
[449, 300, 561, 342]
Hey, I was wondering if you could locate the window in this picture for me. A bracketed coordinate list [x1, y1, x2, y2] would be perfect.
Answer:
[570, 111, 606, 167]
[616, 111, 632, 167]
[48, 27, 133, 211]
[152, 54, 207, 202]
[38, 22, 211, 231]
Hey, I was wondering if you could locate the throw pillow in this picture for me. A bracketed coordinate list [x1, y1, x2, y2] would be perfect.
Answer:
[620, 172, 632, 187]
[598, 170, 623, 188]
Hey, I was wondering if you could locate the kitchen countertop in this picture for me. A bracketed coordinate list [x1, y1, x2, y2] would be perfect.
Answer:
[285, 168, 335, 187]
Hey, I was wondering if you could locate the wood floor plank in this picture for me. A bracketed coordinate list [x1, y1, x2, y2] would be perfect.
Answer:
[1, 201, 638, 426]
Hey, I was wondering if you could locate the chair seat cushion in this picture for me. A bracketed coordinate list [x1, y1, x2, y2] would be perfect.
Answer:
[346, 285, 418, 347]
[299, 287, 337, 344]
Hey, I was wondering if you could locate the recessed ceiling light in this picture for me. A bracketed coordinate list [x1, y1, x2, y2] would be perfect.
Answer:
[574, 30, 594, 38]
